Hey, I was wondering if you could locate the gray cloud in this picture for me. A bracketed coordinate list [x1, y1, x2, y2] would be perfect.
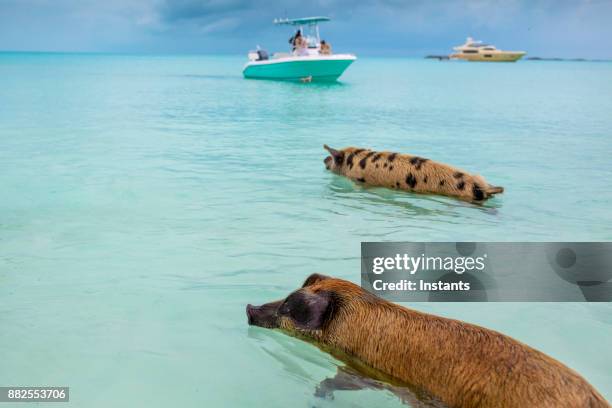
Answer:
[0, 0, 611, 57]
[158, 0, 254, 22]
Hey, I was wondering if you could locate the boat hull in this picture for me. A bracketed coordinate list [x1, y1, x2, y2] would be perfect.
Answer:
[243, 55, 356, 81]
[450, 52, 526, 62]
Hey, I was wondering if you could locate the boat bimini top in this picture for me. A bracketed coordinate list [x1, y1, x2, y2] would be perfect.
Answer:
[273, 16, 331, 26]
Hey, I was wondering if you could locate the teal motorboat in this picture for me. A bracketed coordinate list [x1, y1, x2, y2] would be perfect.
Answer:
[243, 16, 356, 82]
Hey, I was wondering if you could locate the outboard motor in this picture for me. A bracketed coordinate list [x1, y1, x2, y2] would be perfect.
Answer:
[257, 50, 269, 61]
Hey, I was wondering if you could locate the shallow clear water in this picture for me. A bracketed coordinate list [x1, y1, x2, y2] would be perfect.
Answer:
[1, 53, 611, 406]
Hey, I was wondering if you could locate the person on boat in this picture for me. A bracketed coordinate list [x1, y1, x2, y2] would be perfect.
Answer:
[319, 40, 332, 55]
[294, 32, 308, 56]
[289, 30, 302, 51]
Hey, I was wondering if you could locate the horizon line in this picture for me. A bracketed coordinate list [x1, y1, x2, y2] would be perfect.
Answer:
[1, 50, 611, 62]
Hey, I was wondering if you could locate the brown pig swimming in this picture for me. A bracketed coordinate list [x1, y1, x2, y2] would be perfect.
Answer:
[247, 274, 610, 408]
[323, 145, 504, 202]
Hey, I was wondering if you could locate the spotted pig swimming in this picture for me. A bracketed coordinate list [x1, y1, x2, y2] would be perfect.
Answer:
[323, 145, 504, 202]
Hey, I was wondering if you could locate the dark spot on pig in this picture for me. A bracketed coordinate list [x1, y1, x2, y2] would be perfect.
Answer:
[372, 153, 382, 163]
[346, 153, 355, 169]
[376, 164, 379, 169]
[409, 157, 428, 170]
[383, 163, 388, 168]
[396, 182, 400, 188]
[388, 153, 397, 162]
[457, 181, 465, 190]
[354, 149, 365, 155]
[406, 173, 417, 189]
[333, 152, 344, 166]
[423, 176, 428, 184]
[472, 184, 485, 201]
[389, 166, 394, 171]
[359, 152, 375, 170]
[439, 180, 446, 186]
[357, 177, 366, 183]
[453, 172, 464, 179]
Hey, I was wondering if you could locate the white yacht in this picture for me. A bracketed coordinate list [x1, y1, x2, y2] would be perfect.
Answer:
[450, 37, 526, 62]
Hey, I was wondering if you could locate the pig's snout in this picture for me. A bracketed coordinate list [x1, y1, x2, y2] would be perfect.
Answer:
[246, 304, 257, 325]
[245, 300, 282, 328]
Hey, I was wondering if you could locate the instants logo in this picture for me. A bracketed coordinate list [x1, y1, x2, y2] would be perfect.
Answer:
[372, 253, 488, 275]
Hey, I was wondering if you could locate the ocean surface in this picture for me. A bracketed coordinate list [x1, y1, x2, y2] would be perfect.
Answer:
[1, 53, 611, 407]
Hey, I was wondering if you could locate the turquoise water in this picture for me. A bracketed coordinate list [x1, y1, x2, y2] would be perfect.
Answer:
[1, 53, 611, 406]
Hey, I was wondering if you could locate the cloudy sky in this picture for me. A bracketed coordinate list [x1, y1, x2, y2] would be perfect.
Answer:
[1, 0, 611, 58]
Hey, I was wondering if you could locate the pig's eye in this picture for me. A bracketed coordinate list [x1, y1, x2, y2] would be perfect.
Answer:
[278, 302, 290, 315]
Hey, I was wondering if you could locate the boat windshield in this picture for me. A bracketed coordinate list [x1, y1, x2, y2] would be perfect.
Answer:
[304, 27, 320, 48]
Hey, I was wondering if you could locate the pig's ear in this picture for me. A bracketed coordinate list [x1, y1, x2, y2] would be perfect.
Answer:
[302, 273, 331, 288]
[323, 145, 344, 165]
[282, 290, 336, 330]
